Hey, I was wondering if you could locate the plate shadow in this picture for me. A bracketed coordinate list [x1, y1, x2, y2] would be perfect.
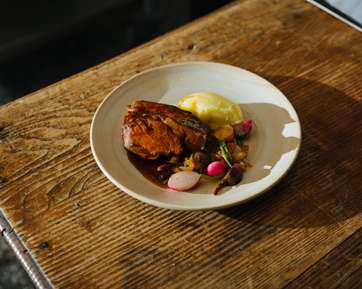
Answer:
[239, 102, 300, 186]
[218, 76, 362, 228]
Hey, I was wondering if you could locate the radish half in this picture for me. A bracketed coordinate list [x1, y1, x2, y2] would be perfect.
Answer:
[168, 171, 200, 191]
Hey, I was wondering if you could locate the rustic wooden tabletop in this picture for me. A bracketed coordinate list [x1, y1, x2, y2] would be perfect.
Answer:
[0, 0, 361, 288]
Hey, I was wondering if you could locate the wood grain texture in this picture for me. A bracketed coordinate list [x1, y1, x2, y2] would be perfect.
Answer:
[285, 228, 362, 289]
[0, 0, 361, 288]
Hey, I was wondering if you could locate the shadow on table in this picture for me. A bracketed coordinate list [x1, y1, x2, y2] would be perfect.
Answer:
[218, 76, 362, 228]
[118, 77, 361, 287]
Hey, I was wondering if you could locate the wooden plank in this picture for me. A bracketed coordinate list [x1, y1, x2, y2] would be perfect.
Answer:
[0, 0, 361, 288]
[285, 228, 362, 289]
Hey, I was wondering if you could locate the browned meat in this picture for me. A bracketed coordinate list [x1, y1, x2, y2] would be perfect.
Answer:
[122, 100, 210, 160]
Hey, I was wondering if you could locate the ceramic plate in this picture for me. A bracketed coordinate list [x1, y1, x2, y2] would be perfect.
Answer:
[90, 62, 301, 210]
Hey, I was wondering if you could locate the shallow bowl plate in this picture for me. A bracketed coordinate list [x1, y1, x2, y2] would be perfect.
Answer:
[90, 62, 301, 210]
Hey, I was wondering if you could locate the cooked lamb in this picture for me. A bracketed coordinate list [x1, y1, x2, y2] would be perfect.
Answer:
[122, 100, 210, 159]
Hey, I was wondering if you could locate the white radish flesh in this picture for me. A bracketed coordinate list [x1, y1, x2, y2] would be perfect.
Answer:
[167, 171, 200, 191]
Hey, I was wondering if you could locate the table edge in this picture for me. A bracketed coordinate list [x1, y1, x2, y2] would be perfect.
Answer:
[0, 210, 54, 289]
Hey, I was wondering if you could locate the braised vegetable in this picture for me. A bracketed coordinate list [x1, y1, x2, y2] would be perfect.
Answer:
[214, 125, 234, 142]
[207, 161, 227, 176]
[219, 140, 233, 167]
[126, 98, 253, 195]
[227, 142, 247, 162]
[192, 152, 210, 172]
[168, 171, 200, 191]
[232, 120, 253, 137]
[214, 163, 244, 195]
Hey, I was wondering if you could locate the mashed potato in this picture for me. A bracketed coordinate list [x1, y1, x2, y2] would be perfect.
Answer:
[178, 92, 243, 129]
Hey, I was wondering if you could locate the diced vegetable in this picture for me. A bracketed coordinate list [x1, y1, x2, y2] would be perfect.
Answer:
[233, 151, 246, 162]
[226, 142, 238, 153]
[227, 142, 246, 162]
[207, 161, 227, 176]
[232, 120, 253, 137]
[219, 140, 233, 167]
[214, 125, 234, 142]
[168, 171, 200, 191]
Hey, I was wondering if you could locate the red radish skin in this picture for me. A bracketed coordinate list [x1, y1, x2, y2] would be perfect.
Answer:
[207, 161, 227, 176]
[242, 120, 253, 135]
[168, 171, 200, 191]
[232, 120, 253, 136]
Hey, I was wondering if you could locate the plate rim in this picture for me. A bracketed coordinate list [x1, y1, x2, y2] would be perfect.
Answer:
[90, 61, 302, 210]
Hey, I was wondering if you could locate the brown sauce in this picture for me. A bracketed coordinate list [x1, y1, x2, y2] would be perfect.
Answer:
[127, 136, 220, 190]
[127, 151, 168, 188]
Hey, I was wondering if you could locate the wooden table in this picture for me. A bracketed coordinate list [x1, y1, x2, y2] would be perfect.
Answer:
[0, 0, 361, 288]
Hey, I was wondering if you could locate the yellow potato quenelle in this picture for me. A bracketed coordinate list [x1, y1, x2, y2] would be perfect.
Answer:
[178, 92, 243, 129]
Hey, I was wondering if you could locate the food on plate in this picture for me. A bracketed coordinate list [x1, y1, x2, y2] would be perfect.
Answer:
[122, 100, 209, 159]
[214, 125, 234, 142]
[178, 92, 243, 129]
[214, 163, 244, 195]
[207, 161, 227, 176]
[232, 119, 252, 137]
[167, 171, 201, 191]
[122, 95, 253, 195]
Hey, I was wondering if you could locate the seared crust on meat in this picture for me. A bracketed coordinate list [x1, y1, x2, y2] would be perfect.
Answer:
[122, 100, 209, 159]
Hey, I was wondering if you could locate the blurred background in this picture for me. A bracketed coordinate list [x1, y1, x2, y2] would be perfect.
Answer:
[0, 0, 233, 104]
[0, 0, 232, 288]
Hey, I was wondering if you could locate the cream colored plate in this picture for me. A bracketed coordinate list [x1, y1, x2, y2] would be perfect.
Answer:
[90, 62, 301, 210]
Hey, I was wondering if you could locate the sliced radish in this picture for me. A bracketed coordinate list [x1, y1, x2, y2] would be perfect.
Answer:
[207, 161, 227, 176]
[167, 171, 200, 191]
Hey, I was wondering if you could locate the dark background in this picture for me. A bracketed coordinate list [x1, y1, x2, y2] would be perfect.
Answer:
[0, 0, 232, 288]
[0, 0, 232, 104]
